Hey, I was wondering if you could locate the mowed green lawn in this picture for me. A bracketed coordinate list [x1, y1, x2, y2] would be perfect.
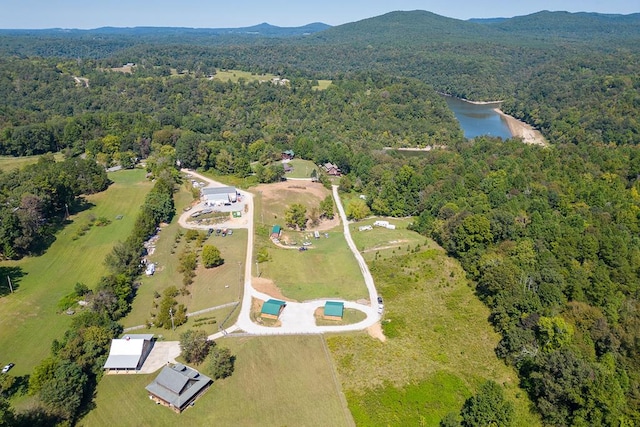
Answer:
[80, 335, 352, 427]
[0, 169, 152, 374]
[327, 241, 541, 426]
[0, 153, 64, 172]
[283, 158, 318, 179]
[258, 230, 367, 301]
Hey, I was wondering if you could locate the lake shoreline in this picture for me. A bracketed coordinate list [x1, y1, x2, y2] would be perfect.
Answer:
[493, 108, 547, 146]
[438, 92, 504, 105]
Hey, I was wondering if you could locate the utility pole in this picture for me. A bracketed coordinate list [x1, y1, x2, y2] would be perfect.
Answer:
[169, 307, 175, 331]
[7, 276, 13, 293]
[256, 260, 260, 278]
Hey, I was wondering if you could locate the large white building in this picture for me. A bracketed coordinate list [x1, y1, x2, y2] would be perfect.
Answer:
[201, 186, 237, 206]
[103, 334, 154, 372]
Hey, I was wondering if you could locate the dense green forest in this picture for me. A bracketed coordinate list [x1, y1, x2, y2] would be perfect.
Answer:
[1, 9, 640, 426]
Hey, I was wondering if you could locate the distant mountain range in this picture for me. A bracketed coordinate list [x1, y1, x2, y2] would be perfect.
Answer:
[2, 10, 639, 42]
[0, 22, 331, 38]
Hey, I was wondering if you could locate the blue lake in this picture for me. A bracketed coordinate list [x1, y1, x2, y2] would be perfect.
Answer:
[442, 95, 513, 140]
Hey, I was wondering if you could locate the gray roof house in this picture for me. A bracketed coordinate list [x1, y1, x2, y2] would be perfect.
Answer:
[103, 334, 154, 371]
[145, 363, 212, 413]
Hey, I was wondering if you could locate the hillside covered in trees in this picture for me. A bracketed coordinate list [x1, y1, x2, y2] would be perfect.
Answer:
[1, 9, 640, 426]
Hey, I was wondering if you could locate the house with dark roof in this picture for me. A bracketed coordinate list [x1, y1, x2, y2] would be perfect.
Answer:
[282, 150, 295, 160]
[322, 162, 341, 176]
[261, 299, 286, 320]
[103, 334, 154, 372]
[323, 301, 345, 320]
[145, 363, 212, 413]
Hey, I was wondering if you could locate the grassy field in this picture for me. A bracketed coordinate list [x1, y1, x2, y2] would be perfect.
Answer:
[122, 186, 246, 331]
[316, 308, 368, 326]
[257, 230, 367, 301]
[283, 158, 319, 179]
[0, 169, 152, 375]
[313, 80, 333, 90]
[250, 182, 366, 301]
[348, 217, 426, 262]
[80, 335, 352, 427]
[327, 240, 541, 426]
[213, 69, 277, 83]
[256, 182, 330, 226]
[0, 153, 64, 172]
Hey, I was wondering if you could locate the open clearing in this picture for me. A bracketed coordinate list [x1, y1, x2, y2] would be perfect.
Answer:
[0, 153, 64, 172]
[81, 335, 352, 427]
[255, 228, 366, 301]
[253, 180, 332, 227]
[212, 69, 277, 83]
[313, 79, 333, 90]
[282, 158, 319, 179]
[349, 217, 426, 262]
[327, 240, 541, 426]
[0, 169, 152, 375]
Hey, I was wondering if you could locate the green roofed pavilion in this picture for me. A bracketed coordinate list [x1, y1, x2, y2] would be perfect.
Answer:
[323, 301, 344, 320]
[271, 225, 282, 238]
[261, 299, 286, 319]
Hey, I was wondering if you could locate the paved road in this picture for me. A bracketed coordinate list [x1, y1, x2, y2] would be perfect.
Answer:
[177, 170, 380, 338]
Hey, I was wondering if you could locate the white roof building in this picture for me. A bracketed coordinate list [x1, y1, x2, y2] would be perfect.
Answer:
[103, 334, 154, 371]
[201, 186, 237, 205]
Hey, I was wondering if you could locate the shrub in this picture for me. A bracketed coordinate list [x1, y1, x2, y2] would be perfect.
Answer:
[202, 245, 224, 268]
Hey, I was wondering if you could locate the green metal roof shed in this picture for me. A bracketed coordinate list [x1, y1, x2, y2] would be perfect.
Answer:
[261, 299, 286, 318]
[324, 301, 344, 319]
[271, 225, 281, 237]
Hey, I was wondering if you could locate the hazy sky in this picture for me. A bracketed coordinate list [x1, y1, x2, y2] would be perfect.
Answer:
[0, 0, 637, 29]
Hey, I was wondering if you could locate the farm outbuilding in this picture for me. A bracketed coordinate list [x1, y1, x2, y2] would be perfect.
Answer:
[145, 363, 212, 413]
[103, 334, 154, 372]
[201, 186, 237, 206]
[271, 225, 282, 239]
[323, 301, 344, 320]
[261, 299, 286, 320]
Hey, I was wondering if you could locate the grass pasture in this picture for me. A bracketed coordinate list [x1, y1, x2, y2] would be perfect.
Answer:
[283, 158, 319, 179]
[81, 335, 352, 427]
[213, 69, 277, 83]
[349, 217, 425, 262]
[327, 242, 541, 426]
[0, 169, 152, 374]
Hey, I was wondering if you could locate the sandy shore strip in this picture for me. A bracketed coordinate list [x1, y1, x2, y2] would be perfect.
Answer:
[494, 108, 547, 146]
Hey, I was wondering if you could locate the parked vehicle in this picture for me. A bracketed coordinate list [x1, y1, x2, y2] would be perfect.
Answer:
[2, 363, 14, 374]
